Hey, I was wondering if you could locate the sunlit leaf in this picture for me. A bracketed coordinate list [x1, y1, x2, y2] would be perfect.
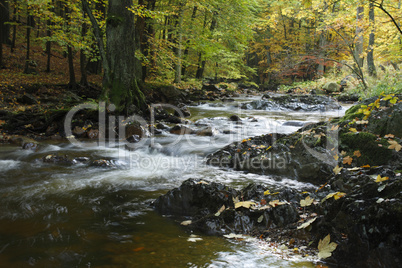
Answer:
[297, 217, 317, 230]
[388, 140, 401, 152]
[318, 234, 338, 259]
[215, 205, 226, 216]
[264, 190, 270, 195]
[300, 196, 314, 207]
[235, 201, 256, 209]
[333, 165, 343, 175]
[375, 175, 389, 183]
[269, 200, 286, 207]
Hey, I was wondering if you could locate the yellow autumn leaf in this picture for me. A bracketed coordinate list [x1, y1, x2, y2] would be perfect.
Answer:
[300, 196, 314, 207]
[330, 125, 339, 131]
[269, 200, 286, 207]
[388, 140, 401, 152]
[384, 134, 395, 139]
[264, 190, 270, 196]
[375, 175, 389, 183]
[353, 150, 362, 158]
[297, 217, 317, 230]
[318, 234, 338, 259]
[235, 201, 256, 209]
[333, 165, 343, 175]
[333, 192, 346, 200]
[333, 154, 339, 161]
[349, 128, 358, 133]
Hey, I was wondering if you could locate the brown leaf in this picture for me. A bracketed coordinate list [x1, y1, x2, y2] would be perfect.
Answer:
[343, 156, 353, 165]
[353, 150, 362, 158]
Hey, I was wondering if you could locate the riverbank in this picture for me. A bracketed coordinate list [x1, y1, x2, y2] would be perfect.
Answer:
[154, 94, 402, 267]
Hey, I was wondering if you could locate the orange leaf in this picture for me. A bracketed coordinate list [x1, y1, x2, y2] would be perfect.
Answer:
[133, 247, 145, 252]
[343, 156, 353, 165]
[353, 151, 362, 158]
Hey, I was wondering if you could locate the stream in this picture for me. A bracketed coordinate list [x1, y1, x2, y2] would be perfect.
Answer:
[0, 95, 349, 267]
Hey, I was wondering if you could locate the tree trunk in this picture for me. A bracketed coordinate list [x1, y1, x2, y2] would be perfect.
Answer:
[182, 5, 197, 77]
[67, 45, 76, 87]
[367, 1, 376, 77]
[11, 0, 17, 52]
[24, 15, 34, 74]
[354, 4, 364, 68]
[0, 0, 9, 68]
[65, 6, 76, 88]
[46, 19, 52, 72]
[80, 15, 88, 85]
[105, 0, 145, 114]
[196, 11, 217, 79]
[174, 1, 185, 83]
[316, 1, 328, 77]
[142, 0, 157, 81]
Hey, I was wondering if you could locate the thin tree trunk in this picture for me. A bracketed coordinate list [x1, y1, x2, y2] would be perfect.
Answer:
[174, 1, 184, 83]
[142, 0, 157, 81]
[196, 11, 217, 79]
[80, 14, 88, 85]
[11, 0, 17, 52]
[355, 4, 364, 68]
[182, 5, 197, 77]
[65, 5, 76, 88]
[46, 19, 51, 72]
[0, 0, 9, 67]
[316, 1, 328, 77]
[367, 1, 376, 77]
[24, 15, 33, 74]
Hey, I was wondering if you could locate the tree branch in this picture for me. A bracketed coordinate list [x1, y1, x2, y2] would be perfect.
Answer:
[370, 0, 402, 35]
[81, 0, 109, 83]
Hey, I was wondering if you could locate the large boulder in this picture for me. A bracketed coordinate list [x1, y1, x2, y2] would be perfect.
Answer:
[323, 82, 341, 93]
[154, 179, 301, 235]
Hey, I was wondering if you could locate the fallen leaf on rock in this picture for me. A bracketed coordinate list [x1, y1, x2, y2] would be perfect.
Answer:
[300, 196, 314, 207]
[258, 215, 264, 223]
[264, 190, 270, 195]
[388, 140, 401, 152]
[333, 165, 343, 175]
[318, 234, 338, 259]
[333, 154, 339, 161]
[269, 200, 286, 207]
[384, 134, 395, 139]
[235, 201, 256, 209]
[322, 192, 346, 202]
[297, 217, 317, 230]
[375, 175, 389, 183]
[343, 156, 353, 165]
[215, 205, 226, 216]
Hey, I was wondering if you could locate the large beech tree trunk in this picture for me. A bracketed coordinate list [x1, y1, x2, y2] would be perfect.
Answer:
[105, 0, 144, 113]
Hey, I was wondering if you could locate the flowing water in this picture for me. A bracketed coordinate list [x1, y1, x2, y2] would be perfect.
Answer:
[0, 96, 349, 267]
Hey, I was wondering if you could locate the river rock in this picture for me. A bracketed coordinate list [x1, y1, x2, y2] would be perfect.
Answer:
[229, 115, 241, 122]
[241, 95, 341, 112]
[174, 103, 191, 118]
[323, 82, 341, 93]
[154, 179, 300, 235]
[170, 125, 195, 135]
[196, 127, 219, 136]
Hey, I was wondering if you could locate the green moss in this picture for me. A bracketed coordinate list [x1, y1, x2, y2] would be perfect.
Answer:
[340, 132, 392, 166]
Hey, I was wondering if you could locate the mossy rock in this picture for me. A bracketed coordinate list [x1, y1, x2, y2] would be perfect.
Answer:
[340, 132, 391, 166]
